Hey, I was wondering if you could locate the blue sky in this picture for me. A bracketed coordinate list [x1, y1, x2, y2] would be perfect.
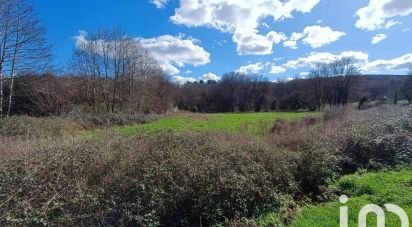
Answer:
[31, 0, 412, 83]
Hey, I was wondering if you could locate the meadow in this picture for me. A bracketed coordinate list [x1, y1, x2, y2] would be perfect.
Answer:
[0, 105, 411, 226]
[96, 112, 316, 137]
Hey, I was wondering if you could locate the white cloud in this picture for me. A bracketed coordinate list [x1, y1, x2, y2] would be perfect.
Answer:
[301, 26, 346, 48]
[362, 53, 412, 73]
[270, 65, 286, 74]
[283, 32, 304, 49]
[283, 51, 412, 74]
[316, 19, 323, 24]
[355, 0, 412, 30]
[299, 72, 310, 78]
[170, 0, 320, 55]
[233, 30, 286, 55]
[385, 20, 402, 28]
[283, 26, 345, 49]
[172, 75, 197, 85]
[371, 34, 387, 44]
[74, 30, 88, 47]
[150, 0, 169, 8]
[74, 31, 210, 76]
[262, 22, 270, 29]
[237, 62, 266, 74]
[284, 51, 369, 69]
[201, 73, 221, 81]
[139, 34, 211, 75]
[237, 61, 286, 74]
[402, 28, 410, 32]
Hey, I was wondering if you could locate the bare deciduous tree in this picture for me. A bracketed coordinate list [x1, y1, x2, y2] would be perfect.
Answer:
[401, 74, 412, 104]
[72, 28, 170, 114]
[309, 63, 329, 110]
[0, 0, 51, 118]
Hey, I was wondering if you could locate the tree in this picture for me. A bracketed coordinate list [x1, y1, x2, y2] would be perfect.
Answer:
[308, 57, 360, 109]
[0, 0, 51, 118]
[327, 57, 360, 107]
[401, 74, 412, 104]
[72, 28, 170, 113]
[309, 63, 328, 110]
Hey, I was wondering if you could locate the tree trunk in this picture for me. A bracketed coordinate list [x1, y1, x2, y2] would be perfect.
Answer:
[6, 72, 15, 117]
[0, 69, 3, 119]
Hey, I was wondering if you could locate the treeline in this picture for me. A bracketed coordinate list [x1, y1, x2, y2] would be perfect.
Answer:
[176, 61, 412, 113]
[1, 0, 411, 117]
[9, 69, 409, 117]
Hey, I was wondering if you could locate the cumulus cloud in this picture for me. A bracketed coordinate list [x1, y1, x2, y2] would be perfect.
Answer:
[385, 20, 402, 28]
[301, 26, 346, 48]
[139, 34, 211, 75]
[74, 31, 210, 76]
[74, 30, 88, 47]
[362, 53, 412, 73]
[233, 30, 287, 55]
[236, 62, 286, 75]
[270, 65, 286, 74]
[283, 26, 345, 49]
[172, 75, 197, 85]
[201, 73, 221, 81]
[170, 0, 320, 55]
[237, 62, 267, 74]
[150, 0, 169, 8]
[371, 34, 387, 44]
[283, 51, 412, 74]
[284, 51, 369, 69]
[283, 32, 304, 49]
[355, 0, 412, 30]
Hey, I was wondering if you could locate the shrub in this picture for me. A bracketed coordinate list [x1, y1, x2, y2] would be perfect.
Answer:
[267, 105, 412, 198]
[0, 132, 297, 226]
[0, 116, 82, 138]
[1, 105, 410, 226]
[64, 109, 160, 129]
[340, 107, 412, 172]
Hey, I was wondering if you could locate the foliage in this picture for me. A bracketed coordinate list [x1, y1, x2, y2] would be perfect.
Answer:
[0, 133, 296, 226]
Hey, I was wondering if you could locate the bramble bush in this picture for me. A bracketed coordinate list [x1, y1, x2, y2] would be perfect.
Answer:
[0, 105, 411, 226]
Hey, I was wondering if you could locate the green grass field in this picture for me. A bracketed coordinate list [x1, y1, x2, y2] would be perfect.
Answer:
[90, 112, 316, 138]
[289, 169, 412, 227]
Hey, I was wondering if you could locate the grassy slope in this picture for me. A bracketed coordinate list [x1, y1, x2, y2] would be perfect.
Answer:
[90, 112, 315, 137]
[290, 169, 412, 227]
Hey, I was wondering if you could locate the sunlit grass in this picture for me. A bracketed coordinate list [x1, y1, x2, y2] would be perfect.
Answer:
[108, 112, 317, 137]
[289, 169, 412, 227]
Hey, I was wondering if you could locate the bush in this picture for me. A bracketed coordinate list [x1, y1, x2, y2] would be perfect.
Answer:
[0, 116, 82, 138]
[64, 109, 160, 129]
[339, 107, 412, 172]
[267, 105, 412, 198]
[1, 105, 410, 226]
[0, 132, 297, 226]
